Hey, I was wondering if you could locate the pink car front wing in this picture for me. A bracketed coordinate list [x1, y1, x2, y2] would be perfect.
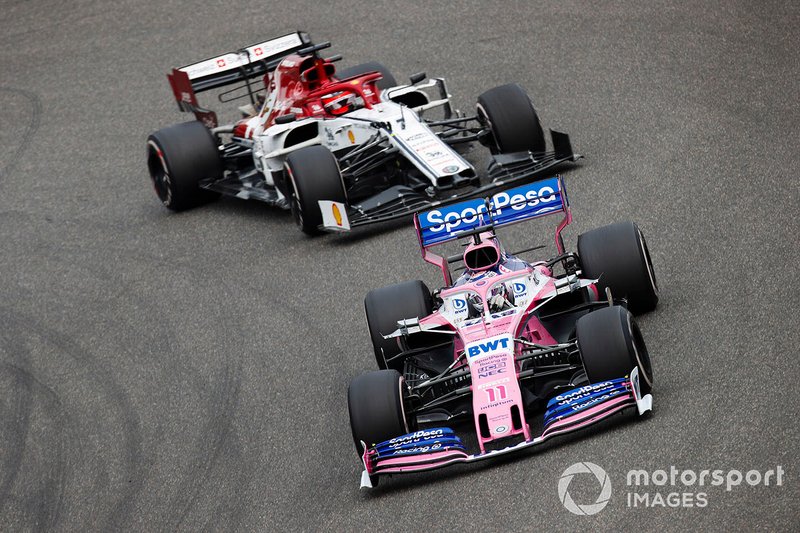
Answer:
[359, 368, 652, 489]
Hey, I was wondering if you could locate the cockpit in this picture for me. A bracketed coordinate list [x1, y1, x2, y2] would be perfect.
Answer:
[440, 272, 538, 327]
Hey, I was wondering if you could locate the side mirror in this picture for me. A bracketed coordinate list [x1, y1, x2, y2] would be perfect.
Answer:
[409, 72, 426, 84]
[274, 113, 297, 125]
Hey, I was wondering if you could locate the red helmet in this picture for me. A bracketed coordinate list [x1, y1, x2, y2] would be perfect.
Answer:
[322, 91, 354, 116]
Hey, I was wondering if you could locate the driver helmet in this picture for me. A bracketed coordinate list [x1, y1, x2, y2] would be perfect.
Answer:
[322, 91, 354, 116]
[463, 232, 503, 272]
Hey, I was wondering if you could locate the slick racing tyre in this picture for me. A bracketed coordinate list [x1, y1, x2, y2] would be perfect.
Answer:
[576, 305, 653, 394]
[336, 61, 397, 90]
[364, 280, 433, 370]
[146, 121, 222, 211]
[476, 83, 546, 154]
[348, 370, 415, 455]
[578, 221, 659, 314]
[284, 145, 346, 236]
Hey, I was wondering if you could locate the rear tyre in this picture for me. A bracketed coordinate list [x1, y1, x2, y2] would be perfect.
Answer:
[578, 221, 658, 314]
[146, 121, 222, 211]
[476, 83, 546, 154]
[336, 61, 397, 90]
[365, 280, 433, 370]
[576, 305, 653, 394]
[284, 145, 346, 235]
[348, 370, 415, 455]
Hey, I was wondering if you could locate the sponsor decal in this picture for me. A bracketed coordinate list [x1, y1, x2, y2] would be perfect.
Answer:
[386, 428, 447, 445]
[552, 381, 617, 403]
[390, 443, 444, 455]
[347, 130, 356, 144]
[216, 58, 226, 67]
[475, 376, 511, 390]
[443, 165, 459, 173]
[481, 398, 513, 410]
[332, 203, 343, 227]
[478, 367, 506, 378]
[417, 177, 563, 246]
[495, 425, 508, 434]
[544, 381, 630, 426]
[467, 336, 511, 358]
[513, 282, 527, 297]
[477, 360, 507, 378]
[451, 297, 468, 320]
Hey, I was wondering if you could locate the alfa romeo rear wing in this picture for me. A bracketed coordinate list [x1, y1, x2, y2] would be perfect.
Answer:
[166, 31, 312, 127]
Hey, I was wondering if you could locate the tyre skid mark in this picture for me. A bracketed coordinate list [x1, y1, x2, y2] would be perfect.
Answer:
[0, 307, 144, 531]
[0, 87, 41, 183]
[0, 352, 80, 531]
[0, 330, 34, 518]
[169, 362, 243, 531]
[52, 249, 251, 530]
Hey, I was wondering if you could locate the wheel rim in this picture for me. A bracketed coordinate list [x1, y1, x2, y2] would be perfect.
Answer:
[637, 227, 658, 295]
[476, 103, 500, 153]
[284, 162, 305, 229]
[292, 198, 304, 228]
[147, 142, 172, 205]
[398, 377, 410, 434]
[627, 313, 653, 390]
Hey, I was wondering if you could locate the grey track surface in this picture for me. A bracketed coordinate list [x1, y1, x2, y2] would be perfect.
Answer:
[1, 1, 798, 531]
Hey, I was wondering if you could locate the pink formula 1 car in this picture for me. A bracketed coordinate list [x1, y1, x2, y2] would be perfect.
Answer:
[348, 175, 659, 488]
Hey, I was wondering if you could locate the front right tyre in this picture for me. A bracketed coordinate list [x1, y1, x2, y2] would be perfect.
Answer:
[476, 83, 546, 154]
[576, 305, 653, 394]
[284, 145, 346, 236]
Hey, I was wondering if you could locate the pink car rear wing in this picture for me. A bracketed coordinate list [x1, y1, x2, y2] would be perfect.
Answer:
[413, 175, 572, 285]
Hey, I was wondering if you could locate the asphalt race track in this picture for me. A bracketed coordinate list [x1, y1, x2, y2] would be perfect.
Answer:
[1, 1, 798, 531]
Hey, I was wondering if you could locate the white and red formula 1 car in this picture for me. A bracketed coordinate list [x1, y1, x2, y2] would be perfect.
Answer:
[146, 31, 580, 235]
[348, 176, 659, 488]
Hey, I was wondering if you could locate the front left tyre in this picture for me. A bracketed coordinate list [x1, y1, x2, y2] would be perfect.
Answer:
[146, 121, 222, 211]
